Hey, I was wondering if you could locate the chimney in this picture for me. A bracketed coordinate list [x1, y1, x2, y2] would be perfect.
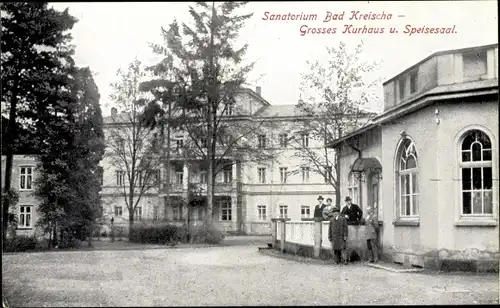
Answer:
[298, 94, 304, 104]
[256, 86, 262, 96]
[111, 107, 118, 117]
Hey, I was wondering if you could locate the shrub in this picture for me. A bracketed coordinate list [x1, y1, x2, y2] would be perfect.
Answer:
[4, 236, 39, 252]
[189, 222, 225, 244]
[113, 226, 126, 239]
[92, 228, 101, 237]
[57, 236, 81, 249]
[129, 223, 187, 245]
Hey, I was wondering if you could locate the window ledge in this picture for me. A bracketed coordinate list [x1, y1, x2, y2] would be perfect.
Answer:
[393, 220, 420, 227]
[454, 220, 497, 227]
[16, 227, 34, 230]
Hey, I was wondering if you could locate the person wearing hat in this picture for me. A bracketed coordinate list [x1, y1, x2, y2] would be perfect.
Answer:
[328, 205, 348, 265]
[365, 204, 380, 263]
[322, 198, 334, 220]
[341, 196, 363, 225]
[313, 196, 327, 220]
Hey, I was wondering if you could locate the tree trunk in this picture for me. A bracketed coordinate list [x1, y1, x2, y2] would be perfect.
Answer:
[128, 211, 134, 231]
[206, 158, 214, 222]
[88, 224, 92, 247]
[53, 221, 58, 247]
[2, 83, 18, 250]
[128, 182, 135, 230]
[164, 103, 171, 220]
[2, 154, 13, 250]
[205, 1, 216, 223]
[48, 222, 53, 249]
[335, 127, 343, 206]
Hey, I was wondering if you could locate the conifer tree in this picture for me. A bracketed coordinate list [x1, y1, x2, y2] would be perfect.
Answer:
[1, 2, 77, 248]
[144, 2, 269, 222]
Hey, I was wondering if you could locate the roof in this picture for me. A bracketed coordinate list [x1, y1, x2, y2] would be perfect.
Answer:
[328, 78, 498, 148]
[254, 104, 300, 117]
[383, 43, 498, 86]
[351, 157, 382, 173]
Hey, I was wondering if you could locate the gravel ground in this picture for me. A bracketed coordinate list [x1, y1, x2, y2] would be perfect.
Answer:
[2, 243, 498, 306]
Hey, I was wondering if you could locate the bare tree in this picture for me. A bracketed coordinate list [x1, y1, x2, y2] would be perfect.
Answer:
[293, 42, 380, 205]
[105, 59, 162, 230]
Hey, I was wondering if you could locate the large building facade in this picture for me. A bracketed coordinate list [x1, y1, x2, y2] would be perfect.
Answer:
[100, 87, 367, 235]
[1, 88, 369, 237]
[330, 43, 499, 270]
[1, 155, 41, 238]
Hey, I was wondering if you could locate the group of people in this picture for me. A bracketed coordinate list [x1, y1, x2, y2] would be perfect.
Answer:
[313, 195, 380, 264]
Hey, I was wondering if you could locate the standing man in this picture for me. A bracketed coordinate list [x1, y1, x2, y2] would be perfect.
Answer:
[341, 196, 363, 225]
[365, 205, 380, 263]
[322, 198, 334, 220]
[313, 196, 326, 220]
[328, 206, 348, 265]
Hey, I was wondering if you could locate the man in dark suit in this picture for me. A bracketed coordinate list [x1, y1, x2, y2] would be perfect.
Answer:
[328, 206, 348, 265]
[313, 196, 327, 220]
[341, 196, 363, 225]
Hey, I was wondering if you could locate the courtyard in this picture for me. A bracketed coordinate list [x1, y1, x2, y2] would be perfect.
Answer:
[2, 238, 498, 306]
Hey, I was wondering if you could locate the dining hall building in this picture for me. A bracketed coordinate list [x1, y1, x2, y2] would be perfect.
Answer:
[328, 43, 499, 271]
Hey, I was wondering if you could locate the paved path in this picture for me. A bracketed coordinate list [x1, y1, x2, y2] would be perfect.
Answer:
[2, 243, 498, 306]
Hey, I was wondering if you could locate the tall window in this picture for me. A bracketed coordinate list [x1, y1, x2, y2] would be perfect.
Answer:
[460, 130, 493, 215]
[223, 166, 232, 183]
[348, 172, 359, 205]
[301, 167, 310, 183]
[463, 50, 487, 78]
[301, 205, 311, 219]
[175, 139, 184, 149]
[279, 134, 288, 148]
[301, 133, 309, 147]
[324, 166, 333, 183]
[200, 168, 207, 183]
[197, 207, 204, 220]
[397, 138, 419, 217]
[201, 137, 208, 148]
[172, 205, 182, 221]
[175, 171, 184, 184]
[136, 171, 144, 186]
[153, 206, 159, 221]
[116, 171, 126, 186]
[225, 104, 234, 116]
[279, 167, 288, 183]
[135, 207, 142, 221]
[410, 71, 418, 94]
[18, 205, 32, 228]
[114, 206, 123, 216]
[145, 170, 160, 185]
[258, 134, 266, 149]
[221, 201, 232, 221]
[279, 205, 288, 219]
[258, 167, 266, 184]
[399, 77, 406, 100]
[19, 166, 33, 190]
[257, 205, 267, 221]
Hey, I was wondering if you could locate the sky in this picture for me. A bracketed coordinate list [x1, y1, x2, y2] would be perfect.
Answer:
[51, 1, 498, 116]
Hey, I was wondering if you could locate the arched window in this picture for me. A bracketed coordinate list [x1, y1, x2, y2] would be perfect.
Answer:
[397, 138, 419, 217]
[347, 172, 359, 204]
[460, 130, 493, 215]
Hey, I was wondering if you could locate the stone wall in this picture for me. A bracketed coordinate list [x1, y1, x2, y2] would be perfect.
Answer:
[270, 219, 499, 272]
